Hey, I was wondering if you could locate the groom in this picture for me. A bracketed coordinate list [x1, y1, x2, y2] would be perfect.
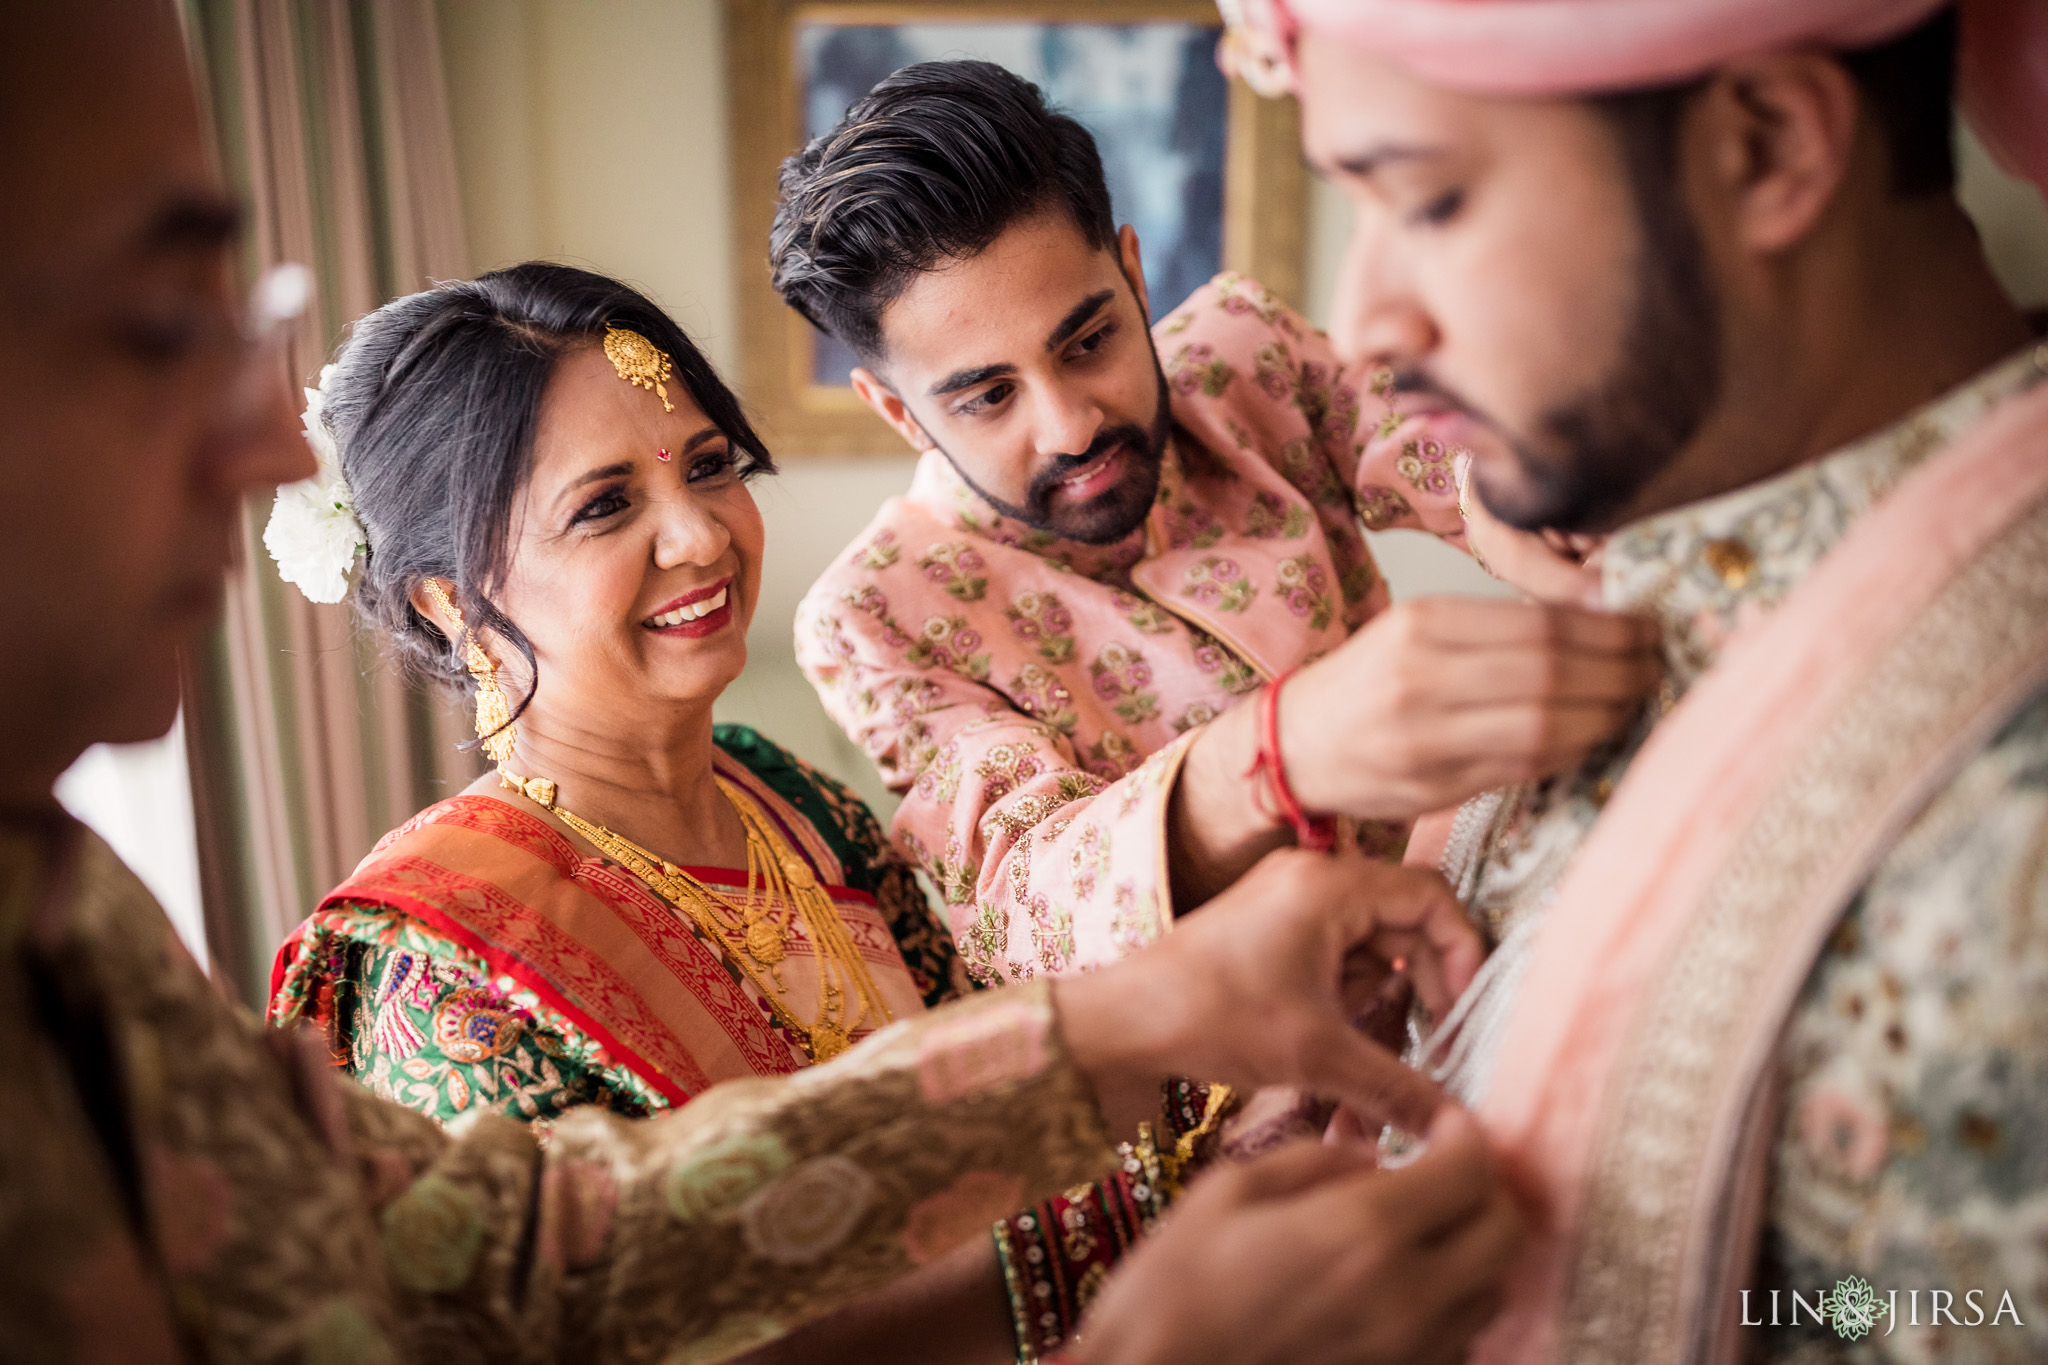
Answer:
[1253, 0, 2048, 1359]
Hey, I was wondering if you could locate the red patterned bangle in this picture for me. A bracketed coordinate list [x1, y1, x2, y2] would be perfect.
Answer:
[993, 1084, 1238, 1363]
[1244, 667, 1337, 853]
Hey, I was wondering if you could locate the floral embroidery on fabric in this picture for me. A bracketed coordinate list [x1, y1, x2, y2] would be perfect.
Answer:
[1030, 894, 1076, 974]
[1166, 341, 1233, 398]
[1087, 643, 1160, 725]
[1295, 364, 1361, 454]
[1164, 497, 1226, 551]
[665, 1133, 792, 1224]
[853, 530, 900, 570]
[1085, 732, 1144, 781]
[1394, 435, 1455, 497]
[1005, 590, 1076, 663]
[379, 1173, 486, 1293]
[1212, 272, 1287, 325]
[1172, 700, 1221, 734]
[1181, 556, 1255, 613]
[741, 1156, 876, 1265]
[1190, 633, 1261, 695]
[1007, 663, 1079, 734]
[907, 615, 991, 680]
[1275, 555, 1335, 630]
[1069, 824, 1113, 901]
[1244, 490, 1311, 540]
[1355, 485, 1414, 531]
[917, 541, 988, 602]
[1108, 884, 1155, 954]
[301, 1299, 395, 1365]
[1252, 340, 1295, 401]
[975, 741, 1048, 805]
[1111, 590, 1177, 635]
[1274, 436, 1351, 509]
[962, 899, 1010, 984]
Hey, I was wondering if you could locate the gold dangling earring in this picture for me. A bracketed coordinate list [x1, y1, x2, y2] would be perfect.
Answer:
[422, 579, 518, 764]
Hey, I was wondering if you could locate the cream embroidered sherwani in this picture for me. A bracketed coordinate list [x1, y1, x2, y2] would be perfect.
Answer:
[797, 273, 1463, 985]
[1433, 346, 2048, 1361]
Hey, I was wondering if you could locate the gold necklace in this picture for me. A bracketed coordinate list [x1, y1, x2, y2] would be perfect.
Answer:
[498, 767, 892, 1061]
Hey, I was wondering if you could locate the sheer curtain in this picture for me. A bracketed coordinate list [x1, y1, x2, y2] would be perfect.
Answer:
[184, 0, 482, 1003]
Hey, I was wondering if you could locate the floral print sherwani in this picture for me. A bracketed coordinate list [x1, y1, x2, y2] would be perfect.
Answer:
[797, 273, 1463, 985]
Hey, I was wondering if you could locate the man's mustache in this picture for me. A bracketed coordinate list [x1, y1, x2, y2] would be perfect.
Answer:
[1029, 424, 1147, 500]
[1386, 366, 1489, 424]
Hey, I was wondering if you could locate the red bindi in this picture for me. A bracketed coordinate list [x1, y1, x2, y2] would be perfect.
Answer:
[656, 447, 671, 462]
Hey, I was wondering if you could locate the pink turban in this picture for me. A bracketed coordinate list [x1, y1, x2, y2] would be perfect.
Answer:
[1218, 0, 2048, 193]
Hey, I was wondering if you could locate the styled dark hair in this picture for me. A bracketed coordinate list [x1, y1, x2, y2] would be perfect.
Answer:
[1597, 6, 1957, 199]
[319, 261, 773, 736]
[769, 59, 1117, 359]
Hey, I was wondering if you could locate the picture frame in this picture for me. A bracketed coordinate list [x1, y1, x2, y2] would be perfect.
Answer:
[728, 0, 1309, 457]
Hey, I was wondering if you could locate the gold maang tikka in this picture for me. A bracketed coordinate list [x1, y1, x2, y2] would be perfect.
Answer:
[422, 579, 518, 764]
[602, 325, 674, 412]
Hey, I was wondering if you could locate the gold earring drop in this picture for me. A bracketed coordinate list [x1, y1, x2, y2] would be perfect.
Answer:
[422, 579, 518, 764]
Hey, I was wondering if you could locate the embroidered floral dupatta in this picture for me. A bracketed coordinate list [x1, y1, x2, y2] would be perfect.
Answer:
[1469, 374, 2048, 1365]
[271, 748, 931, 1104]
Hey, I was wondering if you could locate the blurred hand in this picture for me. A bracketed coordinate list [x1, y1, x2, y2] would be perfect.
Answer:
[1459, 454, 1606, 606]
[1279, 595, 1660, 821]
[1075, 1107, 1523, 1365]
[1056, 849, 1482, 1137]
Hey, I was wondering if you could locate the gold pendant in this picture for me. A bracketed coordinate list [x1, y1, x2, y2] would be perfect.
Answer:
[778, 851, 816, 889]
[745, 915, 786, 965]
[808, 1023, 851, 1061]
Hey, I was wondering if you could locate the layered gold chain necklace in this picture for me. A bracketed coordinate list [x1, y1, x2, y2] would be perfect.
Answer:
[498, 767, 891, 1061]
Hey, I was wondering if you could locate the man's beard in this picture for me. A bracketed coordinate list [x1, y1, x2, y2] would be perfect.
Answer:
[938, 360, 1172, 546]
[1398, 160, 1724, 534]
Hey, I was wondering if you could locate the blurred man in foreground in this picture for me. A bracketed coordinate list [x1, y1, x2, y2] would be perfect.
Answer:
[1231, 0, 2048, 1359]
[0, 2, 1520, 1360]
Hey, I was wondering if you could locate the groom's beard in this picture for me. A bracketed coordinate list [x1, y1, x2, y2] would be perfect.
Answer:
[938, 360, 1173, 546]
[1398, 158, 1725, 535]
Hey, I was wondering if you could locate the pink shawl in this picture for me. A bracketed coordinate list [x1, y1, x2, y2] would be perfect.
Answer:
[1467, 371, 2048, 1363]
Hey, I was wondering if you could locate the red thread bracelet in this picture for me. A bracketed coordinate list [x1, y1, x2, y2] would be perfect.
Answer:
[1245, 667, 1337, 853]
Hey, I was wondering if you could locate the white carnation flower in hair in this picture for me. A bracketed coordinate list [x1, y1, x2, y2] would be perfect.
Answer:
[264, 365, 367, 604]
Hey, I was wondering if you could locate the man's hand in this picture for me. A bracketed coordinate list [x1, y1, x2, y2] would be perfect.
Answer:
[1459, 454, 1607, 606]
[1074, 1107, 1523, 1365]
[1280, 596, 1660, 821]
[1168, 591, 1659, 910]
[1055, 849, 1482, 1137]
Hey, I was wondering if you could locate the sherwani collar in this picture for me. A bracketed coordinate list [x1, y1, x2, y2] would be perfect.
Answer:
[1601, 343, 2048, 696]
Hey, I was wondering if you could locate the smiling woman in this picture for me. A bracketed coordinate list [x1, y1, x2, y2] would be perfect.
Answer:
[265, 263, 967, 1117]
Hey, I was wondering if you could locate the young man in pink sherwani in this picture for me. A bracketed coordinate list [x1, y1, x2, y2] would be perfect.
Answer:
[1239, 0, 2048, 1359]
[778, 61, 1662, 987]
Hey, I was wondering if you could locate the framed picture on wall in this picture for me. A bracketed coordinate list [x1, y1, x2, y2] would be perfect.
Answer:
[729, 0, 1309, 456]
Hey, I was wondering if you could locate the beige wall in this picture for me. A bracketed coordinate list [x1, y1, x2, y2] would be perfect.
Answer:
[435, 0, 2048, 810]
